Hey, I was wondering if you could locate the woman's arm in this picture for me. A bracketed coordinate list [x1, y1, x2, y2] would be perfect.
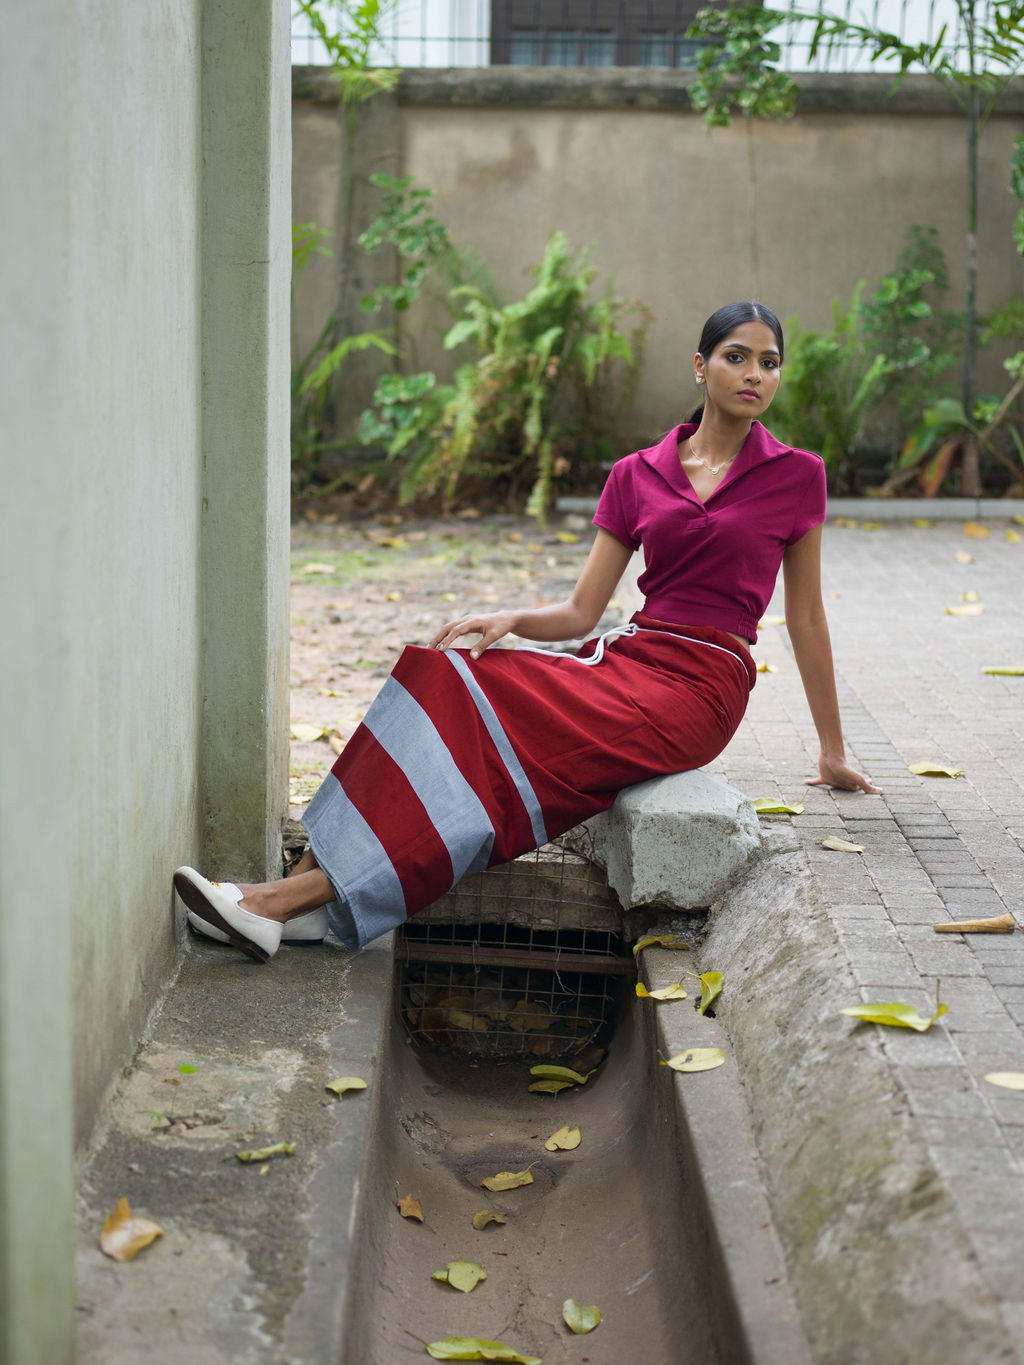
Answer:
[782, 526, 880, 793]
[430, 528, 633, 657]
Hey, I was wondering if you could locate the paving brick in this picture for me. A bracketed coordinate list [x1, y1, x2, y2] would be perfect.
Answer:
[915, 1113, 1008, 1146]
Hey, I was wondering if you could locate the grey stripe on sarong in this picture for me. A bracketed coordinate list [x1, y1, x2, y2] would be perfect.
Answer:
[363, 676, 496, 879]
[443, 649, 548, 847]
[303, 675, 499, 949]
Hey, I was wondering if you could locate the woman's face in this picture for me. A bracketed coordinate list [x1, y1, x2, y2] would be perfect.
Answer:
[694, 321, 782, 421]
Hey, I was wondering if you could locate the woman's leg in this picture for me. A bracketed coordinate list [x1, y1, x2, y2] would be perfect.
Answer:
[234, 856, 334, 924]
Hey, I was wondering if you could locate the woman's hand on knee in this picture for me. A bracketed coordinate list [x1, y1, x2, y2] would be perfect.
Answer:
[430, 610, 519, 659]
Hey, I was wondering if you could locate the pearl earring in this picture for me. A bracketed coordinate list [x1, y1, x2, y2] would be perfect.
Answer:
[696, 376, 704, 385]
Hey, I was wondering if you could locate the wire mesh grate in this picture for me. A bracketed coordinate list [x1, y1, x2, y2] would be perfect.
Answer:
[397, 920, 629, 1061]
[396, 841, 631, 1061]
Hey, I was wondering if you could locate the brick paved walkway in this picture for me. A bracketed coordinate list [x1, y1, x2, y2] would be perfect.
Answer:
[708, 517, 1024, 1332]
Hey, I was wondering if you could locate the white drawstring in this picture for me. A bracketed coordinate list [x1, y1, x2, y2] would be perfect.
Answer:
[512, 621, 752, 682]
[513, 621, 639, 666]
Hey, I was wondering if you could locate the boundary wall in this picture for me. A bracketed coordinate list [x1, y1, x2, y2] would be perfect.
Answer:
[292, 68, 1024, 445]
[0, 4, 290, 1363]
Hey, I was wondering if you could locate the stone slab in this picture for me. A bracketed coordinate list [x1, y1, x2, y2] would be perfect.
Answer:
[565, 770, 765, 910]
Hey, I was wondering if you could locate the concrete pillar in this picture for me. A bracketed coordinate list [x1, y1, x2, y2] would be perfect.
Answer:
[200, 0, 292, 879]
[0, 7, 75, 1362]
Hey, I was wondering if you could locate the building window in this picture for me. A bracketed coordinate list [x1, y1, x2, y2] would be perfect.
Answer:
[494, 2, 715, 68]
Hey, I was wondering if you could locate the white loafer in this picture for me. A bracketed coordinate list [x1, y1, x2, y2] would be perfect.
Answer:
[187, 905, 329, 947]
[172, 867, 282, 962]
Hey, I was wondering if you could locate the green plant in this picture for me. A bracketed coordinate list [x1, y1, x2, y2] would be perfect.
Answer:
[376, 232, 648, 522]
[290, 222, 396, 475]
[859, 226, 960, 427]
[290, 2, 400, 472]
[357, 371, 451, 456]
[687, 3, 797, 125]
[687, 0, 1024, 494]
[768, 285, 893, 493]
[887, 143, 1024, 496]
[358, 174, 467, 315]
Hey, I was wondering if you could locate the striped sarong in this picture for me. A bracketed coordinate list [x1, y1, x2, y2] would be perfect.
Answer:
[303, 612, 755, 949]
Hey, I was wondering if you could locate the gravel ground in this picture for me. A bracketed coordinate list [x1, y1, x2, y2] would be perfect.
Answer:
[287, 508, 623, 811]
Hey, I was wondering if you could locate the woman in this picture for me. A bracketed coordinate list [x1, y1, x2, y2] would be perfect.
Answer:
[175, 301, 878, 961]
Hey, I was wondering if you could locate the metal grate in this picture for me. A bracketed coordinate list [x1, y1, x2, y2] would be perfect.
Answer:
[396, 840, 634, 1061]
[397, 919, 629, 1061]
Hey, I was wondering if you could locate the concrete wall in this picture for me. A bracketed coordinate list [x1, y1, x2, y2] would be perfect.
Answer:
[0, 3, 290, 1363]
[292, 68, 1024, 447]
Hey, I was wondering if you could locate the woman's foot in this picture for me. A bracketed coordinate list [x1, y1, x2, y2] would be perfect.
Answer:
[186, 903, 329, 948]
[173, 862, 336, 962]
[173, 868, 282, 962]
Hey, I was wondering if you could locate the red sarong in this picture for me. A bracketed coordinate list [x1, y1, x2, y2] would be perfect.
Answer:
[303, 613, 755, 948]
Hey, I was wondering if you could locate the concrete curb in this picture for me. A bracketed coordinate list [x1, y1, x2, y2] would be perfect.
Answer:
[638, 939, 813, 1365]
[697, 833, 1019, 1365]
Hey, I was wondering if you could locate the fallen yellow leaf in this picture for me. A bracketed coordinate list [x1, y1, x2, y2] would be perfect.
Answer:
[100, 1197, 164, 1263]
[754, 659, 777, 673]
[913, 519, 934, 527]
[481, 1165, 536, 1192]
[299, 561, 336, 575]
[555, 530, 580, 544]
[963, 521, 990, 538]
[983, 666, 1024, 676]
[426, 1338, 540, 1363]
[396, 1194, 424, 1221]
[632, 934, 690, 956]
[431, 1261, 487, 1293]
[235, 1142, 295, 1163]
[955, 550, 975, 564]
[386, 590, 402, 602]
[290, 722, 327, 742]
[528, 1079, 574, 1094]
[529, 1064, 589, 1086]
[758, 615, 786, 628]
[945, 603, 985, 616]
[821, 836, 865, 853]
[544, 1124, 581, 1152]
[563, 1298, 602, 1334]
[984, 1073, 1024, 1090]
[698, 971, 724, 1016]
[839, 1002, 947, 1032]
[661, 1047, 725, 1072]
[472, 1209, 507, 1230]
[908, 762, 964, 778]
[1009, 530, 1023, 543]
[636, 981, 688, 1001]
[859, 521, 882, 531]
[961, 589, 981, 602]
[325, 1076, 367, 1097]
[753, 798, 804, 815]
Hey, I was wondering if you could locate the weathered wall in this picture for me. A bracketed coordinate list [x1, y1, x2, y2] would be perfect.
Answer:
[0, 4, 290, 1363]
[292, 69, 1024, 446]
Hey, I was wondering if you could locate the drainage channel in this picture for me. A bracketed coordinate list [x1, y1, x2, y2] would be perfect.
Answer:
[338, 846, 758, 1365]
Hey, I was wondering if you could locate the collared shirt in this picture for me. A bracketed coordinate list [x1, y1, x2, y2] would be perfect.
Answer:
[593, 420, 827, 643]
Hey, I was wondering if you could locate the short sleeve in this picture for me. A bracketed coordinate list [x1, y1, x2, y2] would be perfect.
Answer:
[593, 457, 641, 551]
[786, 457, 827, 545]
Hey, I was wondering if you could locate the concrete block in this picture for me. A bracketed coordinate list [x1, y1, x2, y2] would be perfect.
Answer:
[565, 770, 764, 910]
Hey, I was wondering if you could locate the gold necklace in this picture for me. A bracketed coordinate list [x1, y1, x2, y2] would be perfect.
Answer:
[688, 438, 735, 476]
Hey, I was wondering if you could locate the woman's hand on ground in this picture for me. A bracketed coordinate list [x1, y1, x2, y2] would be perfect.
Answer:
[806, 754, 881, 794]
[430, 611, 519, 658]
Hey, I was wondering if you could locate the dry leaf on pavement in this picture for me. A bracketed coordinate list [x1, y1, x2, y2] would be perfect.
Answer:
[100, 1197, 164, 1262]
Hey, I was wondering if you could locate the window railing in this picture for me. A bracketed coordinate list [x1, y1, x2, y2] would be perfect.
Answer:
[291, 1, 1005, 75]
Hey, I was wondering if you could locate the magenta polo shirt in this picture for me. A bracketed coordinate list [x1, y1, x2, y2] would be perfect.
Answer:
[593, 420, 827, 643]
